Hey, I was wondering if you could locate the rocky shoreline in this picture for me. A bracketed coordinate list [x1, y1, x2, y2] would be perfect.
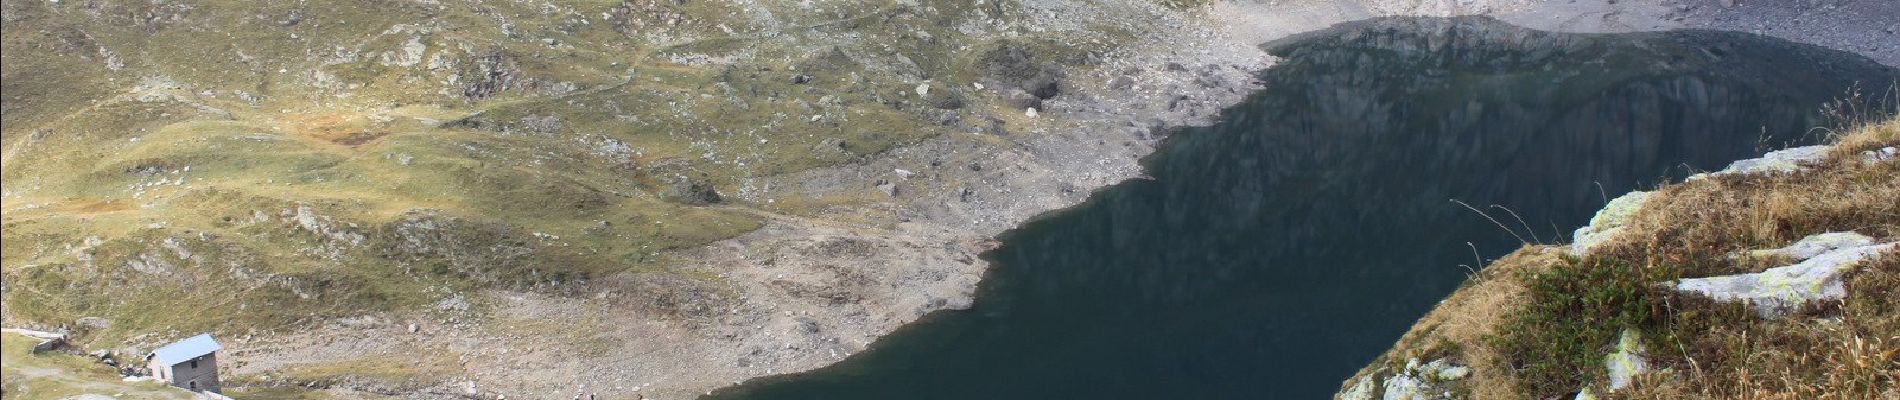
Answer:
[401, 1, 1900, 398]
[208, 2, 1282, 398]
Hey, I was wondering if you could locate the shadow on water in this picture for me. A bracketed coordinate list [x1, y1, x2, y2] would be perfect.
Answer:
[707, 16, 1898, 400]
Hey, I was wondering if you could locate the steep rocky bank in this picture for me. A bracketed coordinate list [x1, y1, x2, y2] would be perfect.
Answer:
[2, 0, 1896, 399]
[1335, 118, 1898, 399]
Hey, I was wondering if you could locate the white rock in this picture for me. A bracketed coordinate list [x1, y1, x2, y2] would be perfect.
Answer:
[1571, 191, 1652, 256]
[1744, 231, 1875, 261]
[1381, 373, 1426, 400]
[1363, 357, 1468, 400]
[1674, 242, 1898, 317]
[1341, 375, 1377, 400]
[1435, 364, 1469, 381]
[1, 328, 66, 341]
[1861, 146, 1898, 163]
[1025, 107, 1039, 118]
[1718, 145, 1830, 175]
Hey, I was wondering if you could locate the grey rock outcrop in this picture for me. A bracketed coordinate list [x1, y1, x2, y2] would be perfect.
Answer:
[972, 41, 1063, 99]
[1688, 145, 1834, 181]
[1862, 146, 1898, 163]
[1340, 358, 1470, 400]
[75, 317, 112, 331]
[1604, 328, 1649, 391]
[1740, 231, 1876, 260]
[1000, 88, 1043, 110]
[1717, 145, 1831, 175]
[1570, 191, 1652, 256]
[1674, 240, 1898, 317]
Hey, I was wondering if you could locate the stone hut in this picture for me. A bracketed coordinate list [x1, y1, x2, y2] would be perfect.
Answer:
[146, 333, 222, 393]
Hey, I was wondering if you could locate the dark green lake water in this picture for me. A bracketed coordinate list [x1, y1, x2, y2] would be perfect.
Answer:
[709, 17, 1898, 400]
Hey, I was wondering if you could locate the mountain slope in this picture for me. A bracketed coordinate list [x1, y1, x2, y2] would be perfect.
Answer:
[1, 0, 1271, 397]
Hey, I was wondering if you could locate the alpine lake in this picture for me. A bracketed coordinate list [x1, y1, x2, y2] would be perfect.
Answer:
[708, 17, 1899, 400]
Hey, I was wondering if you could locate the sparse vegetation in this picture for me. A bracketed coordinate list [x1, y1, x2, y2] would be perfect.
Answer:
[0, 0, 1173, 394]
[1491, 256, 1661, 397]
[273, 353, 462, 390]
[1342, 116, 1900, 399]
[1, 333, 195, 400]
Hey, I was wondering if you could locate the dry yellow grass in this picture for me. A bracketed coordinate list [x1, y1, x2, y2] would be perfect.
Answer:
[1571, 117, 1899, 399]
[1594, 121, 1900, 278]
[1829, 116, 1900, 160]
[1335, 247, 1558, 399]
[1589, 117, 1897, 399]
[1339, 116, 1900, 399]
[1613, 252, 1900, 399]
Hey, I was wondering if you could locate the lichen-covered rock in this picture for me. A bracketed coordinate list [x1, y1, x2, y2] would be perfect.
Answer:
[1382, 373, 1429, 400]
[1345, 358, 1468, 400]
[1674, 242, 1898, 317]
[1434, 364, 1469, 381]
[1570, 191, 1651, 256]
[1685, 145, 1837, 182]
[1341, 375, 1379, 400]
[1604, 328, 1648, 390]
[1716, 145, 1831, 175]
[1743, 231, 1875, 260]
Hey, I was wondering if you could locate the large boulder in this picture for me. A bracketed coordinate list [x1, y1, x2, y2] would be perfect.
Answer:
[1341, 375, 1378, 400]
[1000, 88, 1043, 110]
[972, 40, 1063, 99]
[672, 178, 724, 205]
[925, 87, 965, 109]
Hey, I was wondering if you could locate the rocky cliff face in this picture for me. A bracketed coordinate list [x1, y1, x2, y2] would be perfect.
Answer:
[1297, 18, 1900, 399]
[1236, 18, 1897, 399]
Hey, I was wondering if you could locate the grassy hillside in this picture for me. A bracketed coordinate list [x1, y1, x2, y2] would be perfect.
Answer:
[0, 0, 1154, 391]
[0, 332, 194, 400]
[1340, 116, 1900, 399]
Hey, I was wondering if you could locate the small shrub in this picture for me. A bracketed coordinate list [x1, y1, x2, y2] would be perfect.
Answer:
[1491, 256, 1660, 397]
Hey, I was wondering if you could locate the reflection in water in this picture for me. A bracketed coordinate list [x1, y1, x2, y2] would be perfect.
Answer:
[710, 17, 1897, 400]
